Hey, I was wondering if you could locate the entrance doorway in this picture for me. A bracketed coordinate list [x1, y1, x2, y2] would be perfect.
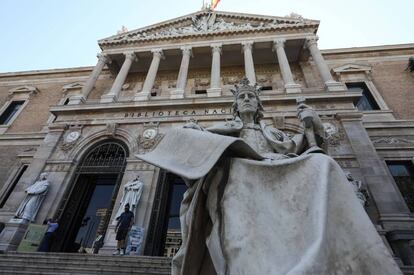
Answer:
[144, 171, 187, 257]
[52, 140, 128, 253]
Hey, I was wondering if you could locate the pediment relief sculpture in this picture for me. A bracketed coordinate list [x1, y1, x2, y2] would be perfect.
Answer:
[99, 11, 318, 45]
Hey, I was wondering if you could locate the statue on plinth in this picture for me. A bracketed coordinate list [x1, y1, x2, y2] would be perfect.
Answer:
[113, 176, 143, 222]
[15, 172, 49, 222]
[138, 78, 401, 275]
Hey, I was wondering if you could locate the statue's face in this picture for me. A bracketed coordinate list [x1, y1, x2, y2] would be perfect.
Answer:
[236, 90, 258, 115]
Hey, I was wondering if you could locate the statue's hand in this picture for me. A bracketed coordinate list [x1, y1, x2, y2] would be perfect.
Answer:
[297, 103, 322, 129]
[183, 122, 203, 131]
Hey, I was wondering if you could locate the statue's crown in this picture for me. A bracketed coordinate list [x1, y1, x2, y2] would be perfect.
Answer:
[231, 77, 261, 97]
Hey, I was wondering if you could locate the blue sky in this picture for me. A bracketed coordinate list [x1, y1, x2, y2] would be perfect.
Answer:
[0, 0, 412, 73]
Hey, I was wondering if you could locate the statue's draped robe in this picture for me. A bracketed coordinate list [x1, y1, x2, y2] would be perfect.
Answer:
[114, 180, 144, 220]
[15, 179, 49, 222]
[138, 128, 401, 275]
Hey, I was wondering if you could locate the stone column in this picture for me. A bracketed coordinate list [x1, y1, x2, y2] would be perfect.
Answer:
[242, 41, 256, 84]
[273, 39, 301, 94]
[171, 46, 192, 99]
[70, 53, 111, 105]
[338, 112, 414, 231]
[207, 43, 222, 97]
[305, 37, 346, 92]
[101, 52, 137, 103]
[135, 49, 164, 101]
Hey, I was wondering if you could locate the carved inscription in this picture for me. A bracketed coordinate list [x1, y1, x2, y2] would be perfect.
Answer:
[124, 108, 232, 118]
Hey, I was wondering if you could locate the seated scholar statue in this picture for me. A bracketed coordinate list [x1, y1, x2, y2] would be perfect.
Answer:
[15, 172, 50, 222]
[137, 78, 401, 275]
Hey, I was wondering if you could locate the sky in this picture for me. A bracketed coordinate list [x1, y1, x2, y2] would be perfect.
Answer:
[0, 0, 412, 73]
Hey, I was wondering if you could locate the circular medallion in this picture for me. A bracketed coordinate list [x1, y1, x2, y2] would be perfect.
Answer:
[143, 128, 157, 140]
[323, 122, 338, 137]
[65, 131, 80, 143]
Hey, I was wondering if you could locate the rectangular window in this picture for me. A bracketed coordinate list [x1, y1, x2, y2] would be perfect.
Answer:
[0, 164, 28, 208]
[346, 82, 379, 111]
[387, 161, 414, 212]
[0, 100, 25, 125]
[195, 89, 207, 95]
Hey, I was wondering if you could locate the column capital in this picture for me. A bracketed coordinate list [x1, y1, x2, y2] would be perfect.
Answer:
[241, 41, 254, 51]
[211, 43, 222, 54]
[124, 52, 138, 62]
[180, 46, 193, 57]
[97, 53, 111, 64]
[305, 36, 319, 48]
[151, 49, 165, 59]
[273, 38, 286, 50]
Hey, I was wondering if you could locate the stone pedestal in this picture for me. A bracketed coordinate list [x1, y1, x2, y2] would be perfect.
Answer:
[100, 94, 118, 103]
[68, 95, 86, 105]
[0, 219, 29, 252]
[99, 224, 117, 255]
[325, 81, 347, 92]
[285, 83, 302, 94]
[207, 88, 222, 97]
[170, 89, 185, 99]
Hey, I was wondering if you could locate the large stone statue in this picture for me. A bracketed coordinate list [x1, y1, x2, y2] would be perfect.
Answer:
[138, 78, 401, 275]
[113, 176, 143, 221]
[15, 172, 49, 222]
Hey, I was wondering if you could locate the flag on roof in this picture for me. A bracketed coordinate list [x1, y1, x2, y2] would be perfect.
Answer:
[211, 0, 221, 9]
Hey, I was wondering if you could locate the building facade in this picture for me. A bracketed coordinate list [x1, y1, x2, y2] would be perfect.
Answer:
[0, 9, 413, 270]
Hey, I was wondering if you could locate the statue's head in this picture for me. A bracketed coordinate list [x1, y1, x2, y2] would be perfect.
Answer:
[40, 172, 48, 180]
[231, 77, 264, 123]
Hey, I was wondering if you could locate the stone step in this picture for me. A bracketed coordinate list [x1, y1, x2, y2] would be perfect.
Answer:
[0, 255, 171, 267]
[0, 259, 171, 272]
[0, 252, 172, 275]
[0, 263, 171, 275]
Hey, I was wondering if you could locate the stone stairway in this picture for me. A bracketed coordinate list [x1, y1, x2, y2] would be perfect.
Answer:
[0, 252, 172, 274]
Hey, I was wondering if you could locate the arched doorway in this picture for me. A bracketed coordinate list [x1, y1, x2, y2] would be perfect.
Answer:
[52, 140, 128, 253]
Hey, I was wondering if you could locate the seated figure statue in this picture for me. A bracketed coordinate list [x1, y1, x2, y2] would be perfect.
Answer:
[138, 78, 401, 275]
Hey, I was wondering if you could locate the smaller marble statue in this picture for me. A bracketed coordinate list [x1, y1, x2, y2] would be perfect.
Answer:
[345, 172, 369, 207]
[113, 176, 143, 221]
[15, 172, 50, 222]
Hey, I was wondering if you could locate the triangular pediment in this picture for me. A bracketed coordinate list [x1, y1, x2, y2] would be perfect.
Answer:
[9, 86, 38, 94]
[333, 63, 372, 74]
[63, 82, 84, 90]
[99, 10, 319, 47]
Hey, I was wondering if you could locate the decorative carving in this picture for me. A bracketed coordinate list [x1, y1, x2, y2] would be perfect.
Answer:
[60, 125, 83, 151]
[106, 12, 304, 42]
[323, 122, 345, 146]
[137, 122, 164, 153]
[345, 172, 370, 207]
[106, 123, 118, 137]
[8, 86, 39, 100]
[372, 137, 414, 145]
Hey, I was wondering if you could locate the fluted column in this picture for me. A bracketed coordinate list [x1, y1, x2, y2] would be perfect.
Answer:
[305, 37, 346, 92]
[101, 52, 137, 103]
[242, 41, 256, 84]
[135, 49, 164, 101]
[273, 39, 301, 94]
[70, 53, 110, 105]
[207, 43, 222, 97]
[171, 46, 192, 99]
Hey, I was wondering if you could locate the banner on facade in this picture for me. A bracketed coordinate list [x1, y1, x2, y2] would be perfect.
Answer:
[17, 224, 48, 252]
[126, 226, 145, 255]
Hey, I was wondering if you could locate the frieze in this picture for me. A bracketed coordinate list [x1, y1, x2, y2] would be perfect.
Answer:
[372, 137, 414, 145]
[124, 108, 232, 119]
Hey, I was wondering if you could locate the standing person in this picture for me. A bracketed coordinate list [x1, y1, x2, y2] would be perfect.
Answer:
[113, 203, 134, 255]
[38, 218, 59, 252]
